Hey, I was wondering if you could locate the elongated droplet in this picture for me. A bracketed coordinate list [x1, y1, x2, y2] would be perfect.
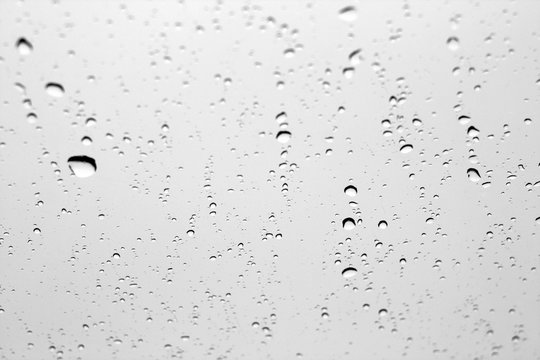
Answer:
[467, 168, 481, 182]
[400, 144, 413, 154]
[338, 6, 357, 22]
[68, 155, 96, 178]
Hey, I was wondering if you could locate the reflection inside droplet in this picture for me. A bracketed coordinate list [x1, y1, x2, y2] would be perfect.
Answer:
[68, 155, 97, 178]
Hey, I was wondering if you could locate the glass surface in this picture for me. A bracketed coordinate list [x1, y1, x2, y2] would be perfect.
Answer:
[1, 1, 539, 359]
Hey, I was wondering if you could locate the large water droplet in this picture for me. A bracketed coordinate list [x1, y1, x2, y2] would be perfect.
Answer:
[45, 83, 65, 98]
[467, 168, 481, 182]
[400, 144, 413, 154]
[16, 37, 33, 55]
[276, 130, 291, 143]
[338, 6, 357, 22]
[344, 185, 357, 197]
[467, 126, 480, 137]
[68, 156, 97, 178]
[458, 115, 471, 125]
[342, 218, 356, 230]
[341, 267, 357, 278]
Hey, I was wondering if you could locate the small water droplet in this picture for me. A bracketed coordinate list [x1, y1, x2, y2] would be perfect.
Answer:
[458, 115, 471, 125]
[341, 267, 357, 278]
[342, 218, 356, 230]
[467, 126, 480, 137]
[412, 118, 423, 126]
[276, 130, 291, 143]
[378, 220, 388, 229]
[400, 144, 413, 154]
[447, 36, 460, 51]
[45, 83, 64, 98]
[467, 168, 481, 182]
[112, 253, 120, 259]
[338, 6, 357, 22]
[16, 37, 33, 55]
[81, 136, 92, 146]
[344, 185, 357, 197]
[86, 117, 96, 127]
[67, 155, 97, 178]
[378, 308, 388, 317]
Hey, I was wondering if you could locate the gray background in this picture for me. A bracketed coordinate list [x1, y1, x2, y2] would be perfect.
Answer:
[1, 1, 539, 359]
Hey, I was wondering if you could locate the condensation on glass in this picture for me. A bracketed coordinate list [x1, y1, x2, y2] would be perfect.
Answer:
[0, 1, 539, 359]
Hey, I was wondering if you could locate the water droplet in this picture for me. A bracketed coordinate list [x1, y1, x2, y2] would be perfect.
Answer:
[45, 83, 64, 98]
[400, 144, 413, 154]
[378, 220, 388, 229]
[16, 37, 33, 55]
[338, 6, 357, 22]
[412, 118, 423, 126]
[524, 118, 532, 125]
[33, 228, 41, 234]
[344, 185, 357, 197]
[86, 117, 96, 127]
[341, 267, 357, 278]
[81, 136, 92, 146]
[458, 115, 471, 125]
[378, 308, 388, 317]
[112, 253, 120, 259]
[343, 67, 355, 79]
[276, 131, 291, 143]
[467, 168, 481, 182]
[447, 36, 460, 51]
[275, 112, 287, 124]
[467, 126, 480, 137]
[67, 155, 97, 178]
[342, 218, 356, 230]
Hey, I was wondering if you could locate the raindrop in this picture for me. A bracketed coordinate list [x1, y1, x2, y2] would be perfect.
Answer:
[412, 118, 423, 126]
[338, 6, 357, 22]
[458, 115, 471, 125]
[276, 130, 291, 143]
[45, 83, 65, 98]
[400, 144, 413, 154]
[67, 155, 97, 178]
[342, 218, 356, 230]
[81, 136, 92, 146]
[341, 267, 357, 278]
[467, 168, 481, 182]
[86, 117, 96, 127]
[16, 37, 33, 55]
[447, 36, 460, 51]
[112, 253, 120, 259]
[467, 126, 480, 137]
[378, 220, 388, 229]
[343, 67, 355, 79]
[378, 309, 388, 317]
[344, 185, 357, 197]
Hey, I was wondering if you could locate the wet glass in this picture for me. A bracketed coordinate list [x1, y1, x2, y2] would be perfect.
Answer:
[1, 1, 539, 359]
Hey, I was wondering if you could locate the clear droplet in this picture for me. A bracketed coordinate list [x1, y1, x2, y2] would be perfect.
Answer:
[16, 37, 33, 55]
[378, 220, 388, 229]
[467, 126, 480, 137]
[447, 36, 460, 51]
[400, 144, 413, 154]
[458, 115, 471, 125]
[67, 155, 97, 178]
[467, 168, 481, 182]
[342, 218, 356, 230]
[344, 185, 357, 197]
[86, 117, 96, 127]
[276, 130, 291, 143]
[45, 83, 64, 98]
[378, 308, 388, 317]
[81, 136, 92, 146]
[112, 253, 120, 259]
[338, 6, 357, 22]
[341, 267, 357, 278]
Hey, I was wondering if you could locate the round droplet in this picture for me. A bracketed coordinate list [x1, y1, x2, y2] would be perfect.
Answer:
[447, 36, 460, 51]
[112, 253, 120, 259]
[342, 217, 356, 230]
[45, 83, 64, 98]
[400, 144, 413, 154]
[81, 136, 92, 146]
[458, 115, 471, 125]
[378, 220, 388, 229]
[343, 67, 355, 79]
[341, 267, 357, 278]
[467, 168, 481, 182]
[16, 37, 33, 55]
[338, 6, 357, 22]
[467, 126, 480, 137]
[378, 308, 388, 317]
[344, 185, 357, 197]
[86, 117, 96, 127]
[412, 118, 423, 126]
[276, 130, 291, 143]
[67, 155, 97, 178]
